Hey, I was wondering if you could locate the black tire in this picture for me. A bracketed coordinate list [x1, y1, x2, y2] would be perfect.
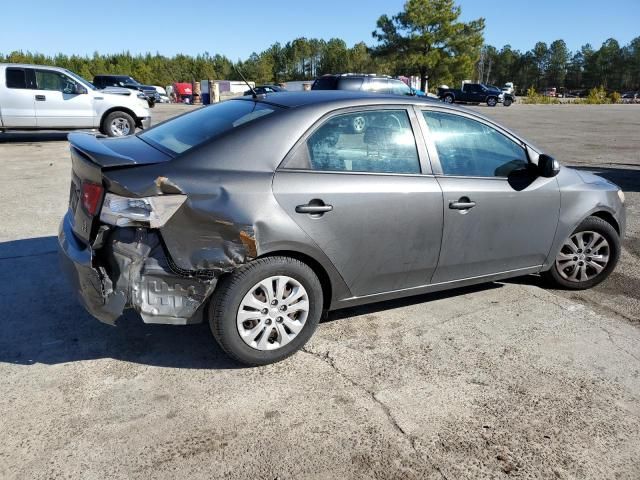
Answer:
[209, 256, 323, 366]
[503, 98, 513, 107]
[487, 96, 498, 107]
[351, 115, 366, 133]
[543, 216, 620, 290]
[100, 110, 136, 137]
[443, 94, 455, 104]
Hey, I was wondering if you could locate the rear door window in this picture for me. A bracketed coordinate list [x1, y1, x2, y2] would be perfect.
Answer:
[6, 68, 28, 89]
[139, 100, 281, 155]
[286, 109, 420, 174]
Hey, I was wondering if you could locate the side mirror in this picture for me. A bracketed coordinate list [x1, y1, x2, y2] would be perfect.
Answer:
[75, 84, 87, 95]
[538, 153, 560, 177]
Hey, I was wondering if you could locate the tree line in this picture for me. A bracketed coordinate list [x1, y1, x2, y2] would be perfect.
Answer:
[1, 0, 638, 93]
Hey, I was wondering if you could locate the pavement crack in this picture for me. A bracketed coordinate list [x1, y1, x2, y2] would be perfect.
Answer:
[301, 345, 449, 480]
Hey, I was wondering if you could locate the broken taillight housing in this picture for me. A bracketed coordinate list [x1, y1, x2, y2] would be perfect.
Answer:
[100, 193, 187, 228]
[81, 182, 104, 216]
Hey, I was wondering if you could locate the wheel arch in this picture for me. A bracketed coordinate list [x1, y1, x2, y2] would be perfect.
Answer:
[99, 107, 141, 130]
[591, 210, 620, 234]
[257, 250, 333, 311]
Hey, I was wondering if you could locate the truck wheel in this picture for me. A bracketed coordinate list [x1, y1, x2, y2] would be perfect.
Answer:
[351, 115, 366, 134]
[503, 98, 512, 107]
[487, 97, 498, 107]
[101, 111, 136, 137]
[443, 94, 454, 104]
[209, 256, 323, 366]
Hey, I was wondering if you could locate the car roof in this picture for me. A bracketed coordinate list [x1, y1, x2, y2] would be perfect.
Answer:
[237, 90, 441, 109]
[0, 63, 68, 71]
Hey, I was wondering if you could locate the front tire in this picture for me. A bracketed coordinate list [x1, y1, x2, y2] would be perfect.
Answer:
[543, 216, 620, 290]
[101, 111, 136, 137]
[487, 96, 498, 107]
[210, 256, 323, 366]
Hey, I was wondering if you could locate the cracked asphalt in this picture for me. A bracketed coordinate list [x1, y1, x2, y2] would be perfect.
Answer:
[1, 103, 639, 479]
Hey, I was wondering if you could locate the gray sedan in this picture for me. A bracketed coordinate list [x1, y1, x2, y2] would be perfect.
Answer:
[58, 91, 626, 365]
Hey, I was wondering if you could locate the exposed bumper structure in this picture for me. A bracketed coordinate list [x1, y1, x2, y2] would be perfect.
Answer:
[58, 211, 216, 326]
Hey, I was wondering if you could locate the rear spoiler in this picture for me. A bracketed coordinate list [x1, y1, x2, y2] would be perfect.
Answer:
[68, 132, 135, 168]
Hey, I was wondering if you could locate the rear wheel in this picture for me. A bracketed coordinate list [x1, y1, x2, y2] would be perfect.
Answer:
[101, 111, 136, 137]
[503, 97, 513, 107]
[443, 94, 454, 104]
[210, 256, 323, 366]
[543, 216, 620, 290]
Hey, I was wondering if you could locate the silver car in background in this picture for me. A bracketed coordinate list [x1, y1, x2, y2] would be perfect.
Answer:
[58, 91, 626, 365]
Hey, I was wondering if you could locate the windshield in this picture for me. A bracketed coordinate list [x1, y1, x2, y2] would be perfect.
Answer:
[64, 70, 97, 90]
[139, 100, 281, 155]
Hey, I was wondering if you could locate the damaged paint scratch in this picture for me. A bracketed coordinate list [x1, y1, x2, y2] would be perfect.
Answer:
[154, 176, 184, 194]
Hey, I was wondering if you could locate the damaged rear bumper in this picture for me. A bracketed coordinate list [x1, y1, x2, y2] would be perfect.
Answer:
[58, 211, 217, 326]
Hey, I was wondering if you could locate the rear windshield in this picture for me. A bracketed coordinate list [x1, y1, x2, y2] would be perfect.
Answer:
[139, 100, 281, 155]
[312, 76, 337, 90]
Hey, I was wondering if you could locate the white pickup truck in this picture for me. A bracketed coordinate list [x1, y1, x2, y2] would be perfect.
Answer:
[0, 63, 151, 136]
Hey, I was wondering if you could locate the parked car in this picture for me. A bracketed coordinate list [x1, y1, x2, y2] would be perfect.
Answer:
[152, 85, 170, 103]
[312, 73, 425, 97]
[0, 63, 150, 137]
[438, 82, 514, 107]
[502, 82, 515, 95]
[93, 75, 160, 107]
[244, 84, 287, 96]
[58, 91, 625, 365]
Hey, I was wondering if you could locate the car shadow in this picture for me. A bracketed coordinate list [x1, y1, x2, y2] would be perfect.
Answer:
[325, 282, 502, 323]
[0, 236, 240, 369]
[1, 236, 508, 369]
[0, 132, 71, 143]
[570, 165, 640, 193]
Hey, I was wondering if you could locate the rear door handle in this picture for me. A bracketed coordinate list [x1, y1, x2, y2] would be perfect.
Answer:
[35, 95, 46, 101]
[295, 200, 333, 215]
[449, 198, 476, 210]
[295, 204, 333, 214]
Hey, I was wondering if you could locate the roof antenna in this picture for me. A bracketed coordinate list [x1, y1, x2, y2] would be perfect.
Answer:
[234, 66, 257, 99]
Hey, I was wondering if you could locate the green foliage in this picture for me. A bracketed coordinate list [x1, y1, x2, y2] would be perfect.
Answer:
[521, 86, 561, 104]
[371, 0, 485, 91]
[609, 91, 621, 104]
[581, 85, 610, 104]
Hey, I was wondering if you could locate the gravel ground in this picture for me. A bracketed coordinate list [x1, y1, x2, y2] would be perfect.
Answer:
[0, 103, 639, 480]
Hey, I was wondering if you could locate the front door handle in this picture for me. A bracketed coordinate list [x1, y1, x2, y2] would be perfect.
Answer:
[35, 95, 46, 101]
[295, 200, 333, 215]
[449, 197, 476, 210]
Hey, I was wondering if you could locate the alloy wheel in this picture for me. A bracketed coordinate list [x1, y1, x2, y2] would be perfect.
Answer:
[236, 275, 309, 351]
[555, 231, 610, 282]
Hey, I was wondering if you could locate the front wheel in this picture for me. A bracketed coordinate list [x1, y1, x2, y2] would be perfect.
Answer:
[210, 256, 323, 366]
[100, 111, 136, 137]
[543, 216, 620, 290]
[487, 97, 498, 107]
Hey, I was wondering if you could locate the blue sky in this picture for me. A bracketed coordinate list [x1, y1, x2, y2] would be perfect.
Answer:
[1, 0, 637, 59]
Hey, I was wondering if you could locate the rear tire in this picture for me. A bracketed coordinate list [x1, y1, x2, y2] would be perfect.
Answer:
[100, 111, 136, 137]
[543, 216, 620, 290]
[443, 94, 454, 104]
[209, 256, 323, 366]
[503, 98, 513, 107]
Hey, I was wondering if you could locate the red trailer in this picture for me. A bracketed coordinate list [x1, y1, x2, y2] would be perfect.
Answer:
[173, 83, 193, 103]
